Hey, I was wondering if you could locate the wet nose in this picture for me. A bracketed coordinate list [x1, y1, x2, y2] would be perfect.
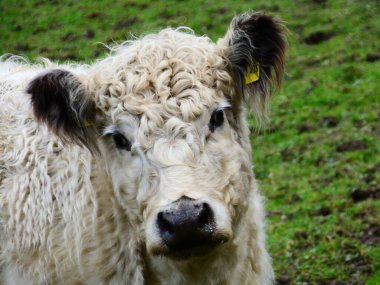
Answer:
[157, 197, 215, 251]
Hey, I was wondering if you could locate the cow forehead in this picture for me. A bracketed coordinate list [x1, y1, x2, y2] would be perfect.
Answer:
[93, 29, 234, 123]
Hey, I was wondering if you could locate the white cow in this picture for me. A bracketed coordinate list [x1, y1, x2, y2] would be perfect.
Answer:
[0, 11, 287, 285]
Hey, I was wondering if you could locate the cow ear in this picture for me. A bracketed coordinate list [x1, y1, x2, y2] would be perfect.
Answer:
[222, 12, 287, 121]
[27, 69, 98, 152]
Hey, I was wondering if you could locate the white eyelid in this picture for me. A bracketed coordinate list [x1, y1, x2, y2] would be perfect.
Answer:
[102, 125, 118, 136]
[216, 101, 231, 111]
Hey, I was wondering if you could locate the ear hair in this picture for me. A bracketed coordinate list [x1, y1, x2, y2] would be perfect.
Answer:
[27, 69, 99, 153]
[226, 11, 288, 121]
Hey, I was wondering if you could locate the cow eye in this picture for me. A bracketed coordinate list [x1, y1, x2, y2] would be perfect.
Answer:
[209, 109, 224, 132]
[113, 133, 132, 151]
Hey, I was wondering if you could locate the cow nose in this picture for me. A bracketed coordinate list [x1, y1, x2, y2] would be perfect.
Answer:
[157, 197, 215, 251]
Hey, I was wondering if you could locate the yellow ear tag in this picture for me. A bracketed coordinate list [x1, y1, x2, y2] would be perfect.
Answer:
[244, 63, 260, 85]
[72, 114, 92, 128]
[84, 118, 92, 127]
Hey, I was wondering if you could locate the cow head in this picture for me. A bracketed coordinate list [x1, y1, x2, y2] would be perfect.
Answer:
[28, 12, 286, 260]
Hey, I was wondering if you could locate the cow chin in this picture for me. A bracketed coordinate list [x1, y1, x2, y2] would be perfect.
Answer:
[145, 197, 233, 260]
[148, 229, 231, 260]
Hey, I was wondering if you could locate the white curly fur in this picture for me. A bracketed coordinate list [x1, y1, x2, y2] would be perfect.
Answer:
[0, 13, 286, 285]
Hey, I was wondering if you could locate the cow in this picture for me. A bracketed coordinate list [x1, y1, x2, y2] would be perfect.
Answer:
[0, 11, 287, 285]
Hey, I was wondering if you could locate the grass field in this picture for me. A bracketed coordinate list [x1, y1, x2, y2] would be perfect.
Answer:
[1, 0, 379, 284]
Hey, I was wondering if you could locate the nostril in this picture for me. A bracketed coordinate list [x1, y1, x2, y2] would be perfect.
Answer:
[197, 202, 214, 232]
[157, 212, 174, 236]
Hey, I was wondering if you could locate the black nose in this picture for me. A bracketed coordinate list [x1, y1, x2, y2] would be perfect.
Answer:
[157, 197, 215, 251]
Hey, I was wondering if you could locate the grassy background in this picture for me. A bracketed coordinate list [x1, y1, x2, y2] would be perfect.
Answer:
[1, 0, 379, 284]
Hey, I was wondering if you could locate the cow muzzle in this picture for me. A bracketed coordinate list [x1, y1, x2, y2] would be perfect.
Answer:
[153, 196, 230, 259]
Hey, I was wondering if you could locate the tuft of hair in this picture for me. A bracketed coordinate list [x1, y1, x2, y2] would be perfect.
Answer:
[27, 69, 99, 153]
[226, 11, 288, 122]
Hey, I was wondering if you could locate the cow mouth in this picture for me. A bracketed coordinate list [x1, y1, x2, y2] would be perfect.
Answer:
[151, 233, 230, 260]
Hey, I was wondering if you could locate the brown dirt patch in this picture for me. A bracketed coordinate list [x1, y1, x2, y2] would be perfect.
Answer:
[86, 12, 104, 19]
[14, 43, 31, 52]
[61, 32, 77, 42]
[363, 163, 380, 184]
[13, 24, 22, 31]
[114, 17, 139, 30]
[336, 140, 367, 152]
[310, 206, 332, 217]
[321, 115, 339, 128]
[297, 122, 314, 133]
[366, 52, 380, 62]
[350, 187, 380, 202]
[214, 6, 230, 14]
[304, 31, 334, 45]
[280, 148, 295, 162]
[84, 29, 95, 39]
[311, 0, 327, 4]
[361, 224, 380, 246]
[123, 2, 149, 9]
[255, 4, 280, 12]
[276, 274, 292, 285]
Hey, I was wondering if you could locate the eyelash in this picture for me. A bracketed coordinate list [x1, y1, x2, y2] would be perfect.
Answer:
[112, 133, 132, 151]
[208, 109, 224, 132]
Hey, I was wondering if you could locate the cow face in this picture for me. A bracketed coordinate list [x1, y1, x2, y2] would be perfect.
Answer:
[28, 12, 286, 260]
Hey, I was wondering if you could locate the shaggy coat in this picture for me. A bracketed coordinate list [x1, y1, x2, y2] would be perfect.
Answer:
[0, 12, 286, 285]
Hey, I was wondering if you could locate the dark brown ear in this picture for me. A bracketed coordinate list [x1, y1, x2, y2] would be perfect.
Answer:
[223, 11, 287, 120]
[27, 69, 98, 152]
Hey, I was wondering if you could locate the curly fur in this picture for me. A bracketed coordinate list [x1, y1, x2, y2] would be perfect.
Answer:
[0, 12, 286, 285]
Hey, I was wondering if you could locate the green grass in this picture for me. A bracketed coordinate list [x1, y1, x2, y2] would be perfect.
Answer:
[1, 0, 379, 284]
